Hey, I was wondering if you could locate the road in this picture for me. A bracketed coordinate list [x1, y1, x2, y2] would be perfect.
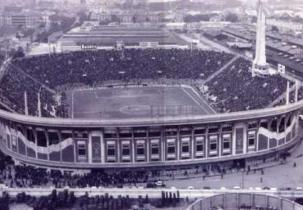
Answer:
[2, 185, 303, 200]
[165, 141, 303, 189]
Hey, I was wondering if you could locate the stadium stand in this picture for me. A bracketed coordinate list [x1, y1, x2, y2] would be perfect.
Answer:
[0, 49, 233, 116]
[0, 49, 289, 117]
[12, 49, 233, 88]
[204, 57, 288, 112]
[0, 65, 56, 116]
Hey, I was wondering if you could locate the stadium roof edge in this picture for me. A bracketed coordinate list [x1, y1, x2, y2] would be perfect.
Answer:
[0, 101, 302, 128]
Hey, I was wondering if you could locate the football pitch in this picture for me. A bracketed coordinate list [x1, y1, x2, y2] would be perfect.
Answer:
[66, 85, 215, 119]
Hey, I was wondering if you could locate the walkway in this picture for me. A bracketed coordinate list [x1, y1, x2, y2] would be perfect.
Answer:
[203, 55, 239, 84]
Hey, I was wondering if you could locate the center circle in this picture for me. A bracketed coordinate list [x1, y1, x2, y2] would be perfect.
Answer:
[119, 105, 151, 115]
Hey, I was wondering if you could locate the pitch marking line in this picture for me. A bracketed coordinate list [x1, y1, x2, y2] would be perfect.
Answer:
[187, 86, 216, 114]
[181, 87, 212, 114]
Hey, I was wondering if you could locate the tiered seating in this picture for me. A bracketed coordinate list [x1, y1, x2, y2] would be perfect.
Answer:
[205, 58, 288, 112]
[0, 49, 233, 116]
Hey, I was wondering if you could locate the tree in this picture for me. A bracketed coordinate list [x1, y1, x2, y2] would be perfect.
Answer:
[50, 189, 57, 203]
[161, 191, 165, 207]
[169, 192, 173, 205]
[144, 194, 149, 204]
[15, 46, 25, 58]
[225, 13, 239, 22]
[173, 193, 177, 207]
[9, 47, 25, 58]
[176, 190, 180, 202]
[111, 15, 121, 23]
[0, 192, 10, 210]
[138, 195, 143, 207]
[272, 26, 279, 32]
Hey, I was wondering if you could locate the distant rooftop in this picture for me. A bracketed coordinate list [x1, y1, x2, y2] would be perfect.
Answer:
[60, 24, 187, 47]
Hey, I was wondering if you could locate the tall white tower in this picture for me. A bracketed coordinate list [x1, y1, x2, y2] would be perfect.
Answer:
[252, 0, 269, 76]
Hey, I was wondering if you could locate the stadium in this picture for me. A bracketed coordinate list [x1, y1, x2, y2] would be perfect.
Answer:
[0, 1, 302, 173]
[0, 45, 302, 172]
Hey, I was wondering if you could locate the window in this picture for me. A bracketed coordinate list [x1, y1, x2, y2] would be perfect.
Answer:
[167, 139, 176, 155]
[165, 129, 177, 136]
[136, 144, 145, 156]
[223, 141, 230, 149]
[181, 137, 190, 154]
[149, 131, 161, 137]
[209, 136, 218, 151]
[104, 133, 117, 138]
[180, 128, 191, 135]
[37, 130, 47, 147]
[248, 131, 256, 147]
[249, 138, 254, 146]
[194, 128, 206, 135]
[78, 144, 86, 156]
[209, 126, 219, 133]
[107, 144, 116, 156]
[151, 139, 160, 155]
[134, 132, 146, 138]
[61, 131, 72, 140]
[119, 133, 132, 138]
[48, 131, 59, 145]
[210, 143, 217, 150]
[182, 142, 189, 153]
[222, 124, 232, 132]
[248, 121, 258, 129]
[260, 121, 268, 129]
[26, 128, 35, 142]
[151, 146, 159, 155]
[222, 134, 231, 150]
[74, 131, 87, 138]
[195, 136, 204, 153]
[196, 143, 203, 152]
[167, 142, 175, 154]
[122, 144, 130, 156]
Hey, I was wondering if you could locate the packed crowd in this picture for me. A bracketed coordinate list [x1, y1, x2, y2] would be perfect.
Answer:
[12, 49, 233, 88]
[0, 49, 233, 116]
[2, 163, 222, 189]
[0, 146, 275, 190]
[0, 145, 240, 189]
[205, 57, 288, 112]
[0, 65, 56, 116]
[0, 49, 290, 117]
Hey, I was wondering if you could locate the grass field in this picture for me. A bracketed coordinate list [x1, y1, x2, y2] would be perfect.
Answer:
[66, 85, 215, 119]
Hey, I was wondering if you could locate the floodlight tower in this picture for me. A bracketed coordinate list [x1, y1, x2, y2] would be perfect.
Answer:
[252, 0, 269, 77]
